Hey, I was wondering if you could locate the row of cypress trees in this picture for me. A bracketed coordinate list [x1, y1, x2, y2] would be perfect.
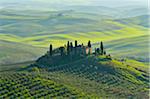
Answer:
[49, 40, 105, 56]
[49, 40, 77, 56]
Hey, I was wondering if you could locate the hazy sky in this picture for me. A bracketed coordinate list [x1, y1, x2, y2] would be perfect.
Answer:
[0, 0, 148, 9]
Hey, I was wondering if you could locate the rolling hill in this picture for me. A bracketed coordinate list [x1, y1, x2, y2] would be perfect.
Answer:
[0, 40, 46, 65]
[0, 9, 149, 65]
[0, 54, 148, 98]
[114, 15, 150, 28]
[92, 35, 149, 63]
[0, 2, 149, 98]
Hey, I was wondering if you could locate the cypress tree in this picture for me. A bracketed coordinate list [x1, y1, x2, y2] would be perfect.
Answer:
[75, 40, 78, 47]
[67, 41, 70, 55]
[50, 44, 53, 56]
[70, 42, 73, 51]
[100, 41, 104, 55]
[88, 40, 91, 48]
[74, 40, 78, 55]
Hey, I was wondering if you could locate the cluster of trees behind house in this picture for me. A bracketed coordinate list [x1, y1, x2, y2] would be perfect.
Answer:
[48, 40, 111, 58]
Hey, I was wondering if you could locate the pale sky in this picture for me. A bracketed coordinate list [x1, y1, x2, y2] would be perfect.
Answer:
[0, 0, 148, 9]
[0, 0, 147, 5]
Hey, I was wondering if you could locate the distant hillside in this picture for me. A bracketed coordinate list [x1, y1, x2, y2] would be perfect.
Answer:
[93, 35, 149, 62]
[0, 9, 118, 37]
[0, 8, 149, 67]
[0, 8, 149, 37]
[0, 40, 46, 65]
[114, 15, 150, 28]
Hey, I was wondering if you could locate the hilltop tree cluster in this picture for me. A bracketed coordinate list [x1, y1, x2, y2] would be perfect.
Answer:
[35, 40, 111, 70]
[48, 40, 110, 58]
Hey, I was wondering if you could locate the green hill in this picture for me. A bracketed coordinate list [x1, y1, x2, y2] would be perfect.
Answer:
[0, 38, 149, 98]
[0, 54, 149, 98]
[0, 3, 149, 98]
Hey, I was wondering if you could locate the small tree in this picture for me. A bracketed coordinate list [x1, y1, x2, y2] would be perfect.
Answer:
[67, 41, 70, 55]
[107, 54, 112, 60]
[104, 51, 106, 55]
[100, 41, 104, 55]
[88, 40, 91, 48]
[70, 42, 73, 51]
[75, 40, 78, 47]
[49, 44, 53, 56]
